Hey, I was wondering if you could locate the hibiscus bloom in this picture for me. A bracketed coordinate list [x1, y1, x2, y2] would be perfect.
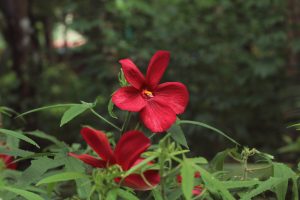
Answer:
[69, 127, 160, 190]
[177, 172, 203, 196]
[112, 50, 189, 132]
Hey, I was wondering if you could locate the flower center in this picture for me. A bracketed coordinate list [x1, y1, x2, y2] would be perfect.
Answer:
[142, 89, 154, 98]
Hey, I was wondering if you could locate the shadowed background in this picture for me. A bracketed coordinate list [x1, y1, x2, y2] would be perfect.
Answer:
[0, 0, 299, 162]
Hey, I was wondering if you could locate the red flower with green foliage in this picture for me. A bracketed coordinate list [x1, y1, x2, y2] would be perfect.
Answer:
[112, 50, 189, 132]
[69, 127, 160, 190]
[0, 154, 17, 170]
[177, 172, 203, 196]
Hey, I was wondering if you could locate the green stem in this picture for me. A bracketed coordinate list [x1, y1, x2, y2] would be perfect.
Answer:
[121, 111, 132, 133]
[90, 109, 121, 131]
[243, 158, 248, 180]
[134, 121, 141, 130]
[159, 136, 169, 200]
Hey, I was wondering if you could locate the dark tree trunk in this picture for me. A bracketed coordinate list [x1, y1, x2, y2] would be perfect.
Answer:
[0, 0, 42, 129]
[287, 0, 300, 76]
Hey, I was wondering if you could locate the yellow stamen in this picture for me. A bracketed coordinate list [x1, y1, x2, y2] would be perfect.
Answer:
[143, 89, 154, 98]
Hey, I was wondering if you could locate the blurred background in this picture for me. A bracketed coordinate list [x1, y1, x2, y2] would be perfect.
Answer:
[0, 0, 299, 162]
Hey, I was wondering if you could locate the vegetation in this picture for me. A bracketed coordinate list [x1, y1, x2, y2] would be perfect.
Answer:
[0, 0, 300, 199]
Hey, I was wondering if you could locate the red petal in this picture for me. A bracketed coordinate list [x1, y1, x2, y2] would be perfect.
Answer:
[112, 86, 146, 112]
[80, 127, 115, 163]
[121, 170, 160, 191]
[0, 154, 17, 170]
[176, 174, 182, 183]
[114, 131, 150, 170]
[119, 58, 145, 89]
[155, 82, 189, 114]
[146, 51, 170, 89]
[140, 100, 176, 132]
[69, 153, 107, 168]
[192, 185, 203, 196]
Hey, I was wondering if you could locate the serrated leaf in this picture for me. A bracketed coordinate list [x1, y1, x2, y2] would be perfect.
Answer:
[168, 122, 189, 148]
[181, 158, 194, 200]
[240, 177, 286, 200]
[194, 165, 235, 200]
[3, 186, 44, 200]
[20, 156, 65, 185]
[222, 180, 260, 189]
[60, 104, 90, 127]
[273, 162, 296, 200]
[64, 156, 92, 198]
[108, 98, 118, 119]
[0, 128, 39, 148]
[36, 172, 88, 186]
[178, 120, 240, 146]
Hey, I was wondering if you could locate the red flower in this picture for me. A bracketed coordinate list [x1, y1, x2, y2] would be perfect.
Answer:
[177, 172, 203, 196]
[69, 127, 160, 190]
[112, 50, 189, 132]
[0, 154, 17, 170]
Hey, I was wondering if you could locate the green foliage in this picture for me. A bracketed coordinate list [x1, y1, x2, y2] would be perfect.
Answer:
[181, 158, 195, 200]
[0, 129, 39, 148]
[60, 102, 93, 127]
[2, 186, 44, 200]
[168, 121, 188, 148]
[178, 120, 240, 146]
[0, 0, 292, 156]
[0, 0, 300, 199]
[36, 172, 88, 186]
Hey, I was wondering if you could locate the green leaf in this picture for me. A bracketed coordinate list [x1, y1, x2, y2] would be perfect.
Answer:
[3, 186, 44, 200]
[36, 172, 88, 186]
[64, 156, 92, 198]
[108, 98, 118, 119]
[195, 165, 235, 200]
[167, 188, 183, 200]
[60, 103, 90, 126]
[168, 122, 189, 148]
[0, 146, 34, 157]
[292, 177, 299, 200]
[178, 120, 240, 146]
[152, 188, 164, 200]
[19, 156, 65, 185]
[192, 157, 208, 164]
[240, 177, 287, 200]
[118, 69, 128, 87]
[116, 189, 139, 200]
[0, 128, 39, 148]
[273, 162, 296, 200]
[107, 189, 118, 200]
[181, 158, 195, 200]
[124, 155, 157, 177]
[222, 180, 260, 189]
[210, 149, 234, 171]
[26, 130, 66, 147]
[0, 106, 18, 117]
[17, 104, 77, 118]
